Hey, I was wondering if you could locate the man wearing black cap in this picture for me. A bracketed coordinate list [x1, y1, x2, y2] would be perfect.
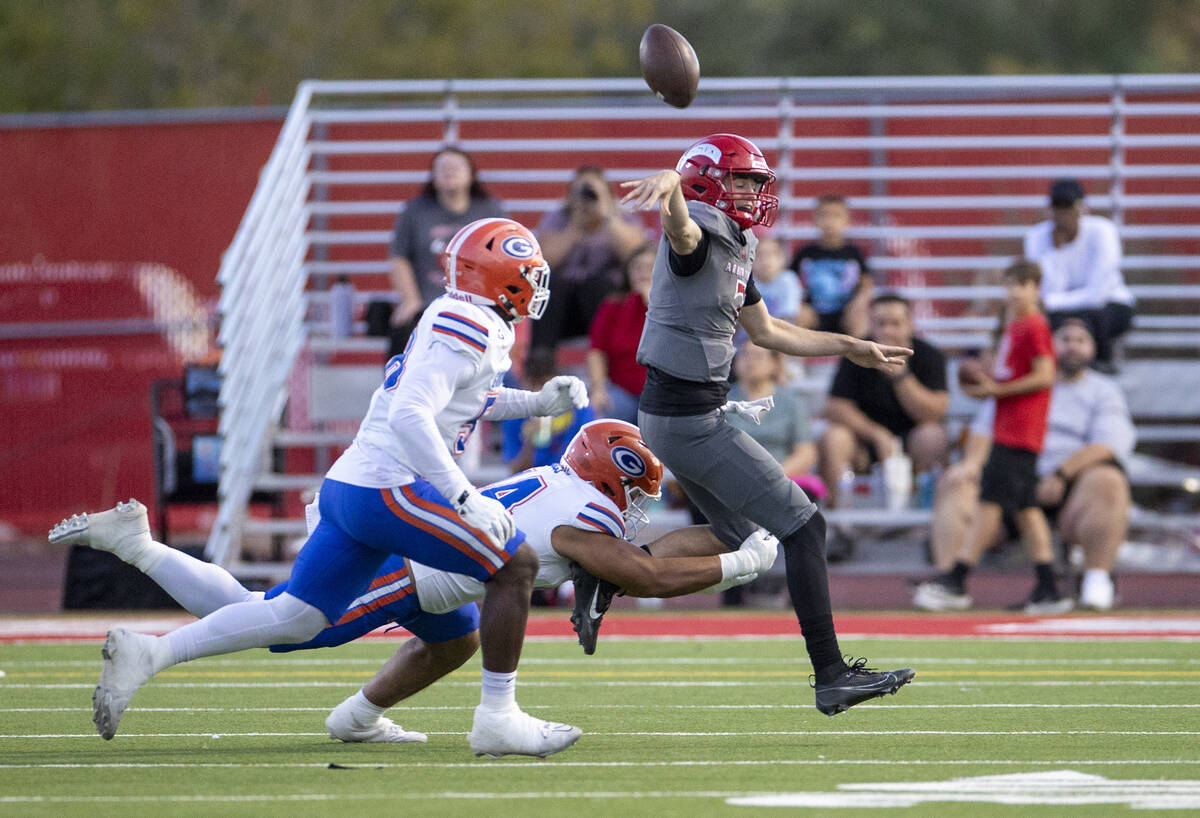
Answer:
[1022, 178, 1135, 373]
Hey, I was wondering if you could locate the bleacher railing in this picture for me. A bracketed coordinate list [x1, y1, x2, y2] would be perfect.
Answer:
[206, 74, 1200, 569]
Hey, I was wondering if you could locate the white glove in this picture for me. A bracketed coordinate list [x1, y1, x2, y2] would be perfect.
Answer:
[719, 395, 775, 425]
[738, 528, 780, 573]
[702, 529, 779, 593]
[534, 375, 589, 416]
[453, 489, 516, 549]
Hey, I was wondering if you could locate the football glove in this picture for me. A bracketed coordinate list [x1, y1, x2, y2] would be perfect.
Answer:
[718, 395, 775, 425]
[534, 375, 589, 416]
[453, 489, 515, 549]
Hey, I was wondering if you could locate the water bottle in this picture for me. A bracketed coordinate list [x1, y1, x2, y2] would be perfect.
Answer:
[330, 275, 354, 337]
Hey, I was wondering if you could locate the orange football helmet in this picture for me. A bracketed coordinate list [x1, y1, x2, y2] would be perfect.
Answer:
[441, 217, 551, 321]
[675, 133, 778, 230]
[562, 419, 663, 539]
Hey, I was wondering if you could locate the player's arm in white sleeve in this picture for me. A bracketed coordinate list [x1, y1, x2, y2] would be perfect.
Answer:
[484, 376, 589, 421]
[387, 341, 478, 502]
[388, 341, 515, 544]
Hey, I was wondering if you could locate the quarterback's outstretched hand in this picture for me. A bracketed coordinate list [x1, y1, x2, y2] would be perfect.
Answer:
[620, 170, 682, 219]
[534, 375, 589, 416]
[453, 490, 515, 549]
[846, 339, 912, 375]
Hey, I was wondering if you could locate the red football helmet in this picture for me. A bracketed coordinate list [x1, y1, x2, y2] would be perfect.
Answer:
[441, 218, 551, 321]
[675, 133, 779, 230]
[562, 419, 663, 539]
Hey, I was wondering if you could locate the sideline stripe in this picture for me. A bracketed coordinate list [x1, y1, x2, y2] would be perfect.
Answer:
[2, 759, 1199, 770]
[6, 679, 1200, 689]
[5, 703, 1198, 714]
[5, 656, 1198, 668]
[5, 730, 1198, 739]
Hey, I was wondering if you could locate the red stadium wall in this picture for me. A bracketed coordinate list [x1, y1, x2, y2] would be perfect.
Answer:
[0, 114, 282, 534]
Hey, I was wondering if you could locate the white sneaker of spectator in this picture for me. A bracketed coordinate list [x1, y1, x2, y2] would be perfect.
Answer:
[1078, 569, 1115, 611]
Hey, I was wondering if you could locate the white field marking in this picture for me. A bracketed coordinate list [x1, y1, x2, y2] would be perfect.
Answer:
[980, 617, 1200, 634]
[7, 679, 1200, 690]
[728, 770, 1200, 810]
[1, 759, 1199, 771]
[5, 655, 1199, 668]
[5, 730, 1198, 739]
[5, 703, 1200, 715]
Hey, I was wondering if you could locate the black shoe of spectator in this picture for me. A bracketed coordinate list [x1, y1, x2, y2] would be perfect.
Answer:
[812, 657, 916, 716]
[1008, 584, 1075, 615]
[825, 527, 857, 563]
[569, 562, 619, 655]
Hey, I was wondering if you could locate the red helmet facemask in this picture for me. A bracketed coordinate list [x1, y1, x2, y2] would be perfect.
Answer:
[675, 133, 779, 230]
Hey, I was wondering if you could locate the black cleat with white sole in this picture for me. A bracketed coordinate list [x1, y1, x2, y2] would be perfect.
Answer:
[813, 657, 915, 716]
[568, 562, 619, 655]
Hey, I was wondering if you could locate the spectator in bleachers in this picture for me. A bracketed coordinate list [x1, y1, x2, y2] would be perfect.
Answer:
[376, 147, 506, 356]
[1023, 177, 1136, 373]
[528, 166, 646, 356]
[752, 235, 802, 323]
[790, 194, 873, 338]
[586, 244, 654, 424]
[501, 348, 596, 472]
[913, 260, 1066, 613]
[818, 294, 949, 513]
[921, 319, 1133, 611]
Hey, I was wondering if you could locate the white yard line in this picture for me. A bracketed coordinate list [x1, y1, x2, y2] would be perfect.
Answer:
[4, 703, 1199, 714]
[3, 729, 1197, 739]
[1, 759, 1198, 770]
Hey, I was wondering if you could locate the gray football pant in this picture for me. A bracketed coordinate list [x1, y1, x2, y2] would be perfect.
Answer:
[638, 408, 817, 549]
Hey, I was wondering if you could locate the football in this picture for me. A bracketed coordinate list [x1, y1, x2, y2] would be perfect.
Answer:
[638, 24, 700, 108]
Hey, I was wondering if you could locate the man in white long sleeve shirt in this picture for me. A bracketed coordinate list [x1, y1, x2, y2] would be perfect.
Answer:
[89, 218, 592, 758]
[1023, 177, 1135, 371]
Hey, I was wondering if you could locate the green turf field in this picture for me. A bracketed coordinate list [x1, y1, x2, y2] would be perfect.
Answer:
[2, 631, 1198, 816]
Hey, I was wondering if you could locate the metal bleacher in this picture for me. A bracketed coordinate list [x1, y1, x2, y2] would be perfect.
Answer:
[207, 75, 1200, 579]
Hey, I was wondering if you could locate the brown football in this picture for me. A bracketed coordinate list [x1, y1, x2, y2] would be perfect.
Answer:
[638, 24, 700, 109]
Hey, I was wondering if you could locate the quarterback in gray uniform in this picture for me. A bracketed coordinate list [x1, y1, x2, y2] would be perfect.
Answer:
[620, 133, 916, 715]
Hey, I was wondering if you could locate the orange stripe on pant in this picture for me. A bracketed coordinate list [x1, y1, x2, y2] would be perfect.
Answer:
[399, 485, 509, 561]
[379, 488, 497, 573]
[334, 584, 415, 626]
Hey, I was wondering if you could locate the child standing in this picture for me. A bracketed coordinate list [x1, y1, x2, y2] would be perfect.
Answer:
[913, 260, 1068, 613]
[790, 194, 873, 337]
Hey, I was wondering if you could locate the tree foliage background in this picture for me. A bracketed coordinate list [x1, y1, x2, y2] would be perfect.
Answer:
[3, 0, 1199, 113]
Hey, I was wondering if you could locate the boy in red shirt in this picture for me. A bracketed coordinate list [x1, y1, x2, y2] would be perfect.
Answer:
[914, 260, 1069, 613]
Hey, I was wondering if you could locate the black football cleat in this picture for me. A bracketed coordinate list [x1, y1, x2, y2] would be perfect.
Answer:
[569, 562, 619, 655]
[813, 657, 915, 716]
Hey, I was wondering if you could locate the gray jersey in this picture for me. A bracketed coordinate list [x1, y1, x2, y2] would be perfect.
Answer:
[636, 201, 757, 383]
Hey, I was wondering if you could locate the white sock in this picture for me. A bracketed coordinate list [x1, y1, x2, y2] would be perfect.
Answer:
[348, 689, 387, 723]
[479, 668, 517, 712]
[145, 541, 261, 617]
[128, 539, 170, 574]
[165, 592, 327, 664]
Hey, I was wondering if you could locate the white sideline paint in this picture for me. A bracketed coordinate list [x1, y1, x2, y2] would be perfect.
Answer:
[5, 729, 1198, 739]
[727, 770, 1200, 810]
[4, 703, 1199, 714]
[6, 679, 1200, 690]
[2, 759, 1199, 771]
[980, 618, 1200, 635]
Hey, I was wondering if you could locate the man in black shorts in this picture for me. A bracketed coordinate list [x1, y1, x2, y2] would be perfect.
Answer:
[618, 134, 916, 715]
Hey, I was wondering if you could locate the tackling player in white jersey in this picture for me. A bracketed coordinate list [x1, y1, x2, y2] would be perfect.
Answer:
[52, 420, 778, 744]
[84, 217, 600, 757]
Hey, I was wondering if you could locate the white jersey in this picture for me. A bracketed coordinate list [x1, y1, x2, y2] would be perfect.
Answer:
[410, 463, 627, 614]
[1024, 214, 1134, 310]
[326, 294, 515, 498]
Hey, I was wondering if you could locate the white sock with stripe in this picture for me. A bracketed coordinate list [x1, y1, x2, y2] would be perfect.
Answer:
[479, 668, 517, 712]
